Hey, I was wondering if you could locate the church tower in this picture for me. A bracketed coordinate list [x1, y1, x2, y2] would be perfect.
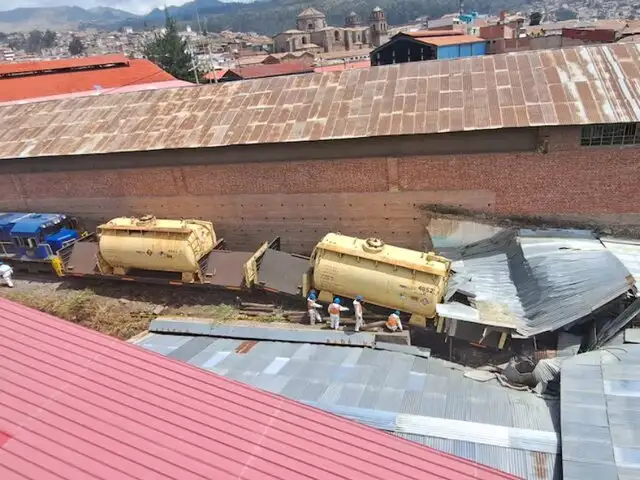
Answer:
[369, 7, 388, 47]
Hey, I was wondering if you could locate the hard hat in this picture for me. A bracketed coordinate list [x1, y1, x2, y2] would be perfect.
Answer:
[394, 310, 400, 316]
[334, 297, 341, 304]
[308, 292, 317, 300]
[310, 289, 317, 296]
[355, 295, 363, 301]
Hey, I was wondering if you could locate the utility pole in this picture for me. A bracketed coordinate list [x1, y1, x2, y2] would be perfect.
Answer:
[187, 38, 200, 85]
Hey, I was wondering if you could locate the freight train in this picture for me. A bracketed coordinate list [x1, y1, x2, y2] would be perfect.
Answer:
[1, 213, 452, 326]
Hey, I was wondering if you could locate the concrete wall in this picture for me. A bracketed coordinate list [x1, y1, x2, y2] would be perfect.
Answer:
[0, 126, 639, 254]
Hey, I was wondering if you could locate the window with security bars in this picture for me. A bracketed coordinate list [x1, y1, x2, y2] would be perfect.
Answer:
[580, 123, 640, 146]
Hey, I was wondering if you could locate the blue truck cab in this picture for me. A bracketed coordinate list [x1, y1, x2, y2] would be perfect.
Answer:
[6, 213, 80, 260]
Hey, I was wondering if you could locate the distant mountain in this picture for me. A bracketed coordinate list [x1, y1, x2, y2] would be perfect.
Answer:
[134, 0, 529, 36]
[0, 0, 527, 35]
[0, 6, 138, 33]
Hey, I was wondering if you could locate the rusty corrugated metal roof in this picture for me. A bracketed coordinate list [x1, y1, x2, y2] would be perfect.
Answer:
[0, 43, 639, 160]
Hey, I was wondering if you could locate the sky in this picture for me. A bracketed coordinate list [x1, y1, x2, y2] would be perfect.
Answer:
[1, 0, 189, 15]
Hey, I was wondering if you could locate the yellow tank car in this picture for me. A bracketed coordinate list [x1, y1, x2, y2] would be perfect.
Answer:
[97, 215, 216, 283]
[310, 233, 451, 324]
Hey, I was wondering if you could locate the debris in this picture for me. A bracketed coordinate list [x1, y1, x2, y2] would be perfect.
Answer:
[152, 305, 165, 315]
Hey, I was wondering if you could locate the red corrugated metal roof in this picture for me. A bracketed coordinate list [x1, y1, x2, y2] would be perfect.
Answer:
[224, 61, 314, 80]
[0, 298, 519, 480]
[0, 54, 129, 76]
[0, 57, 176, 102]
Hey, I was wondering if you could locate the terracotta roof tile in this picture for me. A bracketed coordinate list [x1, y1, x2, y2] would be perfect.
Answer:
[0, 43, 640, 160]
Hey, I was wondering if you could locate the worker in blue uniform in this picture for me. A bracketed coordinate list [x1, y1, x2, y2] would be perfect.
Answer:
[307, 290, 323, 325]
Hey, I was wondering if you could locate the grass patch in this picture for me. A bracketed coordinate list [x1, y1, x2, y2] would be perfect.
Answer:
[2, 288, 149, 340]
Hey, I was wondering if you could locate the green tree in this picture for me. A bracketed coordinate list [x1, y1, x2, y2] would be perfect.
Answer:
[529, 11, 542, 26]
[556, 7, 578, 21]
[26, 30, 43, 53]
[144, 11, 199, 83]
[68, 36, 86, 56]
[42, 30, 57, 49]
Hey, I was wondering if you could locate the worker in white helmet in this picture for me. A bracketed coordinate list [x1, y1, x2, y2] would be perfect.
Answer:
[386, 310, 403, 332]
[307, 290, 323, 326]
[328, 297, 349, 330]
[0, 263, 14, 288]
[353, 295, 364, 332]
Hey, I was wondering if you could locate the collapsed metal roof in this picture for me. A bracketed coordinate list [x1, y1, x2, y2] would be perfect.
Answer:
[443, 229, 634, 337]
[0, 43, 638, 160]
[135, 331, 561, 480]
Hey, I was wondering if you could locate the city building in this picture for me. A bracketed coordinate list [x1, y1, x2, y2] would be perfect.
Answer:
[370, 31, 487, 66]
[273, 7, 388, 54]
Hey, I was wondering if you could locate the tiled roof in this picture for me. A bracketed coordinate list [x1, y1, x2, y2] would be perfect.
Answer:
[0, 43, 639, 160]
[222, 62, 314, 80]
[0, 297, 518, 480]
[0, 56, 177, 102]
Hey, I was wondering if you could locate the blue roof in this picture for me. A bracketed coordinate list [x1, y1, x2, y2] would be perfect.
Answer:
[0, 213, 29, 228]
[10, 213, 67, 235]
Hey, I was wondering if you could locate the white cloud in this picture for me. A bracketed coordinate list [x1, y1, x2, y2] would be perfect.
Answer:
[0, 1, 189, 15]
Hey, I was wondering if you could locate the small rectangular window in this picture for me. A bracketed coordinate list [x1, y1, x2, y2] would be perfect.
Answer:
[581, 122, 639, 147]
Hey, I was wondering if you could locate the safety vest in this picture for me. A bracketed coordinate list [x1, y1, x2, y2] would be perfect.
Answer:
[353, 301, 362, 316]
[386, 314, 400, 328]
[307, 298, 317, 309]
[328, 303, 341, 315]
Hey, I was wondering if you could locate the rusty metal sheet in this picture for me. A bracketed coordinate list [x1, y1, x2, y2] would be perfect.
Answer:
[0, 44, 639, 160]
[65, 242, 99, 276]
[204, 250, 253, 288]
[257, 250, 310, 297]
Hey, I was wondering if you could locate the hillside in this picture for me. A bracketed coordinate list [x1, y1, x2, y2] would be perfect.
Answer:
[0, 6, 136, 33]
[141, 0, 528, 35]
[0, 0, 527, 35]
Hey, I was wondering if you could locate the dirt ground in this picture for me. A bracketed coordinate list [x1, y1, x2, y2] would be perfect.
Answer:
[0, 274, 310, 340]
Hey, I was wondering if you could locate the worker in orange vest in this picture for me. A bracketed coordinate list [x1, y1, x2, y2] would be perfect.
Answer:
[386, 311, 403, 332]
[328, 297, 349, 330]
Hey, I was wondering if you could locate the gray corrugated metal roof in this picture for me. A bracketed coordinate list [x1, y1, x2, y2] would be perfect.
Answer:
[600, 237, 640, 285]
[135, 333, 560, 479]
[561, 345, 640, 480]
[445, 229, 633, 337]
[148, 319, 378, 346]
[0, 43, 639, 160]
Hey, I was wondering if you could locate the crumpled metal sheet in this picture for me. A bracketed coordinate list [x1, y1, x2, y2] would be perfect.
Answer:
[445, 229, 633, 337]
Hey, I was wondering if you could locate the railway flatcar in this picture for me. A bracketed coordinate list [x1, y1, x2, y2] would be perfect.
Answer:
[0, 212, 84, 274]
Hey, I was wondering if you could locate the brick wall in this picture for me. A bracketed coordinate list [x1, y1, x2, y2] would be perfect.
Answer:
[1, 126, 639, 254]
